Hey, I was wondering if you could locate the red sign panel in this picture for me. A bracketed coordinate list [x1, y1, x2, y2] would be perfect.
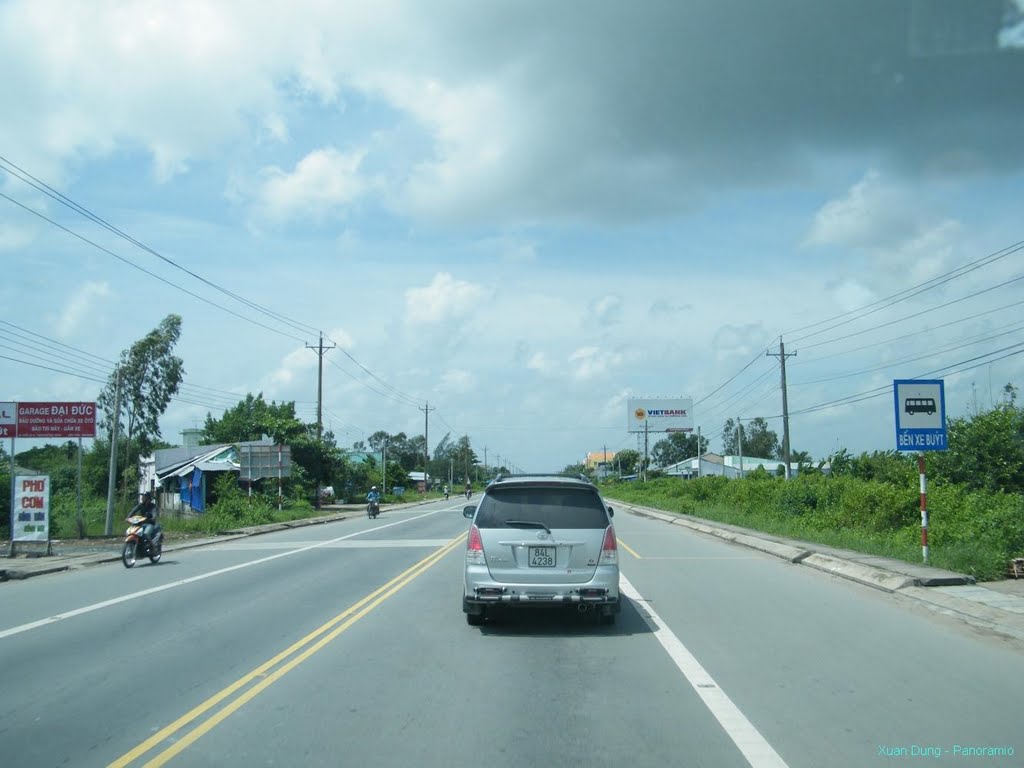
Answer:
[16, 402, 97, 438]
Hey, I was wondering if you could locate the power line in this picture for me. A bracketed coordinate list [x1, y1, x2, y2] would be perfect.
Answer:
[325, 358, 421, 408]
[694, 349, 768, 407]
[789, 341, 1024, 417]
[0, 190, 309, 344]
[791, 323, 1024, 387]
[795, 297, 1024, 366]
[785, 239, 1024, 342]
[797, 272, 1024, 352]
[0, 155, 320, 339]
[1, 158, 420, 410]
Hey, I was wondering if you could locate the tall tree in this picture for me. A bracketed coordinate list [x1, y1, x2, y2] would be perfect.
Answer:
[98, 314, 185, 492]
[202, 394, 305, 445]
[614, 449, 641, 475]
[651, 432, 710, 467]
[721, 417, 779, 459]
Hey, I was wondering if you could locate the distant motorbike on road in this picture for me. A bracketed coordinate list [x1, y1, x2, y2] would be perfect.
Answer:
[367, 500, 381, 519]
[122, 515, 162, 568]
[465, 488, 472, 499]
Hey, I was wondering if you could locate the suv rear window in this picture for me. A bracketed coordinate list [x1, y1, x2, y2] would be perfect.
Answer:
[474, 486, 609, 529]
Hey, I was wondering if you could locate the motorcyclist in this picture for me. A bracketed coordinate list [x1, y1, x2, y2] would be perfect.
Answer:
[129, 491, 160, 550]
[443, 484, 449, 499]
[366, 485, 381, 515]
[465, 481, 472, 498]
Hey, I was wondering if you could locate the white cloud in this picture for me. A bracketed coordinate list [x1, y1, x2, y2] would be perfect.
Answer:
[404, 272, 487, 327]
[804, 171, 921, 249]
[568, 346, 623, 382]
[53, 281, 111, 338]
[589, 294, 623, 327]
[439, 369, 475, 394]
[262, 114, 290, 144]
[0, 223, 34, 252]
[247, 147, 370, 224]
[526, 352, 554, 375]
[268, 344, 319, 388]
[711, 324, 766, 361]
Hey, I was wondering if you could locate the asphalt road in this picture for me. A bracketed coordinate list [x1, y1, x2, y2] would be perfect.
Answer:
[1, 500, 1021, 768]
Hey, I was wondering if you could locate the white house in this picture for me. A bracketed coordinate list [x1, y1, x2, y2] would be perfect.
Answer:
[660, 453, 796, 479]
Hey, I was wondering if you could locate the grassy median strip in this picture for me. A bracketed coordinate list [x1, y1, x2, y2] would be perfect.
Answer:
[108, 533, 465, 768]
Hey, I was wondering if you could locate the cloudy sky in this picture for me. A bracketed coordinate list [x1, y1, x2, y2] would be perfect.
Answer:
[2, 0, 1023, 471]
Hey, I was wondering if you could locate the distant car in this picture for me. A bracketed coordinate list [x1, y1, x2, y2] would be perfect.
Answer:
[462, 473, 620, 626]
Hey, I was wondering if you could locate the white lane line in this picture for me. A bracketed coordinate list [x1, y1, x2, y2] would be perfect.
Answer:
[0, 509, 446, 641]
[201, 539, 454, 550]
[619, 574, 790, 768]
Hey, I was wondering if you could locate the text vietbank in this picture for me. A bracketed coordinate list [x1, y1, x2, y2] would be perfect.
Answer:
[646, 410, 688, 417]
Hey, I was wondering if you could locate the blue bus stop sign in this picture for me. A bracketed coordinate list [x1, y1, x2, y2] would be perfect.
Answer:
[893, 379, 947, 452]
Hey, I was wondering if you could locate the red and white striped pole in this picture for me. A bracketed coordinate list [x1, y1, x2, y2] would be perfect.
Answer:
[918, 452, 928, 563]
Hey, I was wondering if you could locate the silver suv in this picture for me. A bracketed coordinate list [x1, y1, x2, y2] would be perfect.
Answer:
[462, 474, 620, 626]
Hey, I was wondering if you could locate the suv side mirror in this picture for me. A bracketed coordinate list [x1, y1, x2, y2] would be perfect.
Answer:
[463, 506, 476, 519]
[607, 505, 614, 517]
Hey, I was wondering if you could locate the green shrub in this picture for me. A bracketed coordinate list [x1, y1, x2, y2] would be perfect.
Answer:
[605, 471, 1022, 581]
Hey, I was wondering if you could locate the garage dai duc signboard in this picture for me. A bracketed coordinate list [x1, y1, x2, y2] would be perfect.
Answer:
[13, 475, 50, 542]
[893, 379, 947, 452]
[16, 401, 97, 438]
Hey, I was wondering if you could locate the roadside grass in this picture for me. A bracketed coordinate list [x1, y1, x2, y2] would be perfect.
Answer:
[605, 475, 1023, 582]
[4, 488, 440, 542]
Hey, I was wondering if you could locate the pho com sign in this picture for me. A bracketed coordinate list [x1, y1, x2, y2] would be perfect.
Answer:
[627, 398, 694, 433]
[14, 475, 50, 542]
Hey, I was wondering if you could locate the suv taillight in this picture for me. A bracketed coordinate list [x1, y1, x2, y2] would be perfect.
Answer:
[598, 525, 617, 566]
[466, 524, 485, 565]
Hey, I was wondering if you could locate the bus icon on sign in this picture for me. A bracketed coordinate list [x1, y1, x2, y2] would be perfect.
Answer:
[905, 397, 936, 416]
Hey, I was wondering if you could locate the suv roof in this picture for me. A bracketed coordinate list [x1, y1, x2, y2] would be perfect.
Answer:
[488, 473, 594, 486]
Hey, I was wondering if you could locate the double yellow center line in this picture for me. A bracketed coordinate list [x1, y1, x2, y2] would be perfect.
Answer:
[109, 533, 466, 768]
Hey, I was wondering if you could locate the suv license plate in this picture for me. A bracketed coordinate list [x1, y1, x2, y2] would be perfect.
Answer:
[529, 546, 556, 567]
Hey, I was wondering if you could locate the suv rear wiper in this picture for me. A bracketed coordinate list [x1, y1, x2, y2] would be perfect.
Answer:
[504, 520, 552, 535]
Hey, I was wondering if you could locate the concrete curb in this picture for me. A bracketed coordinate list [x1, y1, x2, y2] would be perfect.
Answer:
[613, 499, 1024, 644]
[800, 552, 917, 592]
[617, 501, 961, 589]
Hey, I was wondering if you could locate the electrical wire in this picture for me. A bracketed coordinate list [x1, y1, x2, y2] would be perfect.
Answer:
[796, 273, 1024, 352]
[785, 239, 1024, 342]
[790, 323, 1024, 386]
[0, 156, 320, 339]
[788, 341, 1024, 417]
[794, 297, 1024, 366]
[0, 158, 424, 410]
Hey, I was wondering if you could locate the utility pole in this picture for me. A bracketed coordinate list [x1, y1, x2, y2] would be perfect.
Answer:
[306, 333, 335, 509]
[420, 401, 434, 491]
[643, 420, 649, 482]
[697, 425, 702, 478]
[767, 339, 797, 479]
[382, 437, 387, 495]
[737, 417, 744, 479]
[105, 366, 122, 535]
[483, 446, 488, 478]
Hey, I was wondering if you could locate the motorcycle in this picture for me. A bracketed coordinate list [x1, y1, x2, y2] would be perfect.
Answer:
[465, 488, 472, 499]
[443, 489, 449, 500]
[367, 500, 381, 519]
[122, 515, 162, 568]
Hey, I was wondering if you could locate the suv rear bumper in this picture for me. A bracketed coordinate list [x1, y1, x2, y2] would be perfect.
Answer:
[463, 581, 620, 613]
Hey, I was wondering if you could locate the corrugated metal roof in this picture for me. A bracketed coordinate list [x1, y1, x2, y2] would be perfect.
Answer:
[154, 444, 229, 473]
